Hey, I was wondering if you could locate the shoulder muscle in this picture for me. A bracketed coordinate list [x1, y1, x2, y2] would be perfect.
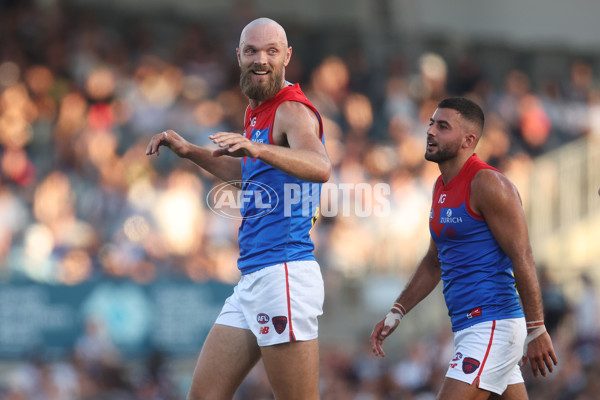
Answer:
[470, 169, 521, 218]
[273, 101, 320, 146]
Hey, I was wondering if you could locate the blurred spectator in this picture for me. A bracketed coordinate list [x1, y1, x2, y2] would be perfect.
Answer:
[574, 273, 600, 367]
[538, 266, 569, 335]
[75, 318, 119, 370]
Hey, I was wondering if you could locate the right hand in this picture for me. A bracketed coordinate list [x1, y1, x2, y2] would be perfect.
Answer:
[145, 129, 189, 158]
[520, 330, 558, 377]
[370, 312, 401, 357]
[209, 132, 263, 159]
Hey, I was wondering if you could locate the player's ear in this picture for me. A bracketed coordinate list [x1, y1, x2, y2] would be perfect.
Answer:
[236, 48, 241, 67]
[463, 132, 477, 148]
[283, 46, 292, 67]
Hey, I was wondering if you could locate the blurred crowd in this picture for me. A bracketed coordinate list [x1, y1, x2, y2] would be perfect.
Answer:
[0, 0, 599, 399]
[2, 0, 599, 285]
[1, 270, 599, 400]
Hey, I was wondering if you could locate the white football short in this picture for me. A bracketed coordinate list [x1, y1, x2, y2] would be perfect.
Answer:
[214, 260, 324, 346]
[446, 318, 526, 395]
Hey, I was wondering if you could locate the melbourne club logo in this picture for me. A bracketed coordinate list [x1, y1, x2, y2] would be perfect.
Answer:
[272, 316, 288, 334]
[445, 226, 457, 239]
[462, 357, 481, 374]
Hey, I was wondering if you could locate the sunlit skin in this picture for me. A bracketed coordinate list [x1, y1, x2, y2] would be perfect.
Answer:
[370, 101, 557, 400]
[425, 107, 479, 184]
[145, 19, 330, 184]
[237, 19, 291, 108]
[144, 18, 330, 400]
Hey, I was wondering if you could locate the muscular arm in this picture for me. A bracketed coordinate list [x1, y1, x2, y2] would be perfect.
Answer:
[371, 238, 441, 356]
[210, 101, 331, 183]
[470, 170, 542, 323]
[470, 169, 557, 376]
[146, 130, 242, 183]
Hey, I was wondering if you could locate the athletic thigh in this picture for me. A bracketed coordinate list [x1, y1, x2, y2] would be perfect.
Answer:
[489, 383, 528, 400]
[260, 339, 320, 400]
[437, 377, 492, 400]
[438, 380, 528, 400]
[187, 324, 261, 400]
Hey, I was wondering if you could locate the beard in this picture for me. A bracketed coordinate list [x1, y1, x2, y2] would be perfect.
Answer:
[240, 64, 284, 102]
[424, 141, 461, 163]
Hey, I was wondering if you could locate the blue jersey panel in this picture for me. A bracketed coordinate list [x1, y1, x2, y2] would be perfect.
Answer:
[429, 156, 525, 332]
[238, 158, 320, 274]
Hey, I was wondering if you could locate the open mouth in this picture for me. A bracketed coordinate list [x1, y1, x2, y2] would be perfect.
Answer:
[252, 70, 270, 75]
[426, 141, 437, 152]
[426, 135, 437, 149]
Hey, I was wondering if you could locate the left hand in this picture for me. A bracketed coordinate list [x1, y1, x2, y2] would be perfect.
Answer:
[370, 312, 402, 357]
[210, 132, 262, 158]
[521, 331, 558, 377]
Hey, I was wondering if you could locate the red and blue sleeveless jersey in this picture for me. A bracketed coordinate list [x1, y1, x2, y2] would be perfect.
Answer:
[429, 154, 524, 331]
[237, 83, 324, 275]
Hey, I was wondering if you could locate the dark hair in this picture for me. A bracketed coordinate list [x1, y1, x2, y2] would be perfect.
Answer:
[438, 97, 484, 131]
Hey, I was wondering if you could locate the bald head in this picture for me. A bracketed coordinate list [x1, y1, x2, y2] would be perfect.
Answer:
[239, 18, 288, 49]
[237, 18, 292, 103]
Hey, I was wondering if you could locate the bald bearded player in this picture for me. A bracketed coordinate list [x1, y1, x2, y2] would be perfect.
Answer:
[146, 18, 330, 400]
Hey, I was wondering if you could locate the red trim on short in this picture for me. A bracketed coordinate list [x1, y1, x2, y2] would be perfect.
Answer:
[473, 320, 496, 387]
[284, 263, 296, 341]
